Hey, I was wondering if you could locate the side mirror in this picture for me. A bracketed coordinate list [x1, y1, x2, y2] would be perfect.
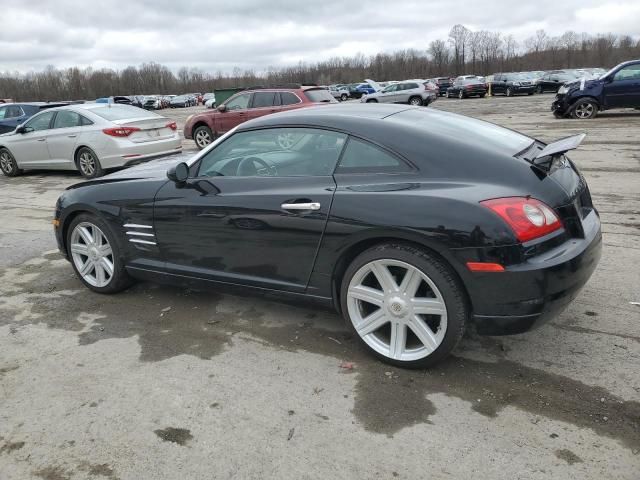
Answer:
[217, 104, 227, 112]
[15, 125, 28, 134]
[167, 162, 189, 183]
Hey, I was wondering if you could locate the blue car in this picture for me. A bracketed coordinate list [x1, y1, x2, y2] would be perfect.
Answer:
[0, 102, 68, 134]
[552, 59, 640, 119]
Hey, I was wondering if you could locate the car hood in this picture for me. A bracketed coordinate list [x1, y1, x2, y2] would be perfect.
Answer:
[565, 78, 600, 90]
[65, 152, 193, 190]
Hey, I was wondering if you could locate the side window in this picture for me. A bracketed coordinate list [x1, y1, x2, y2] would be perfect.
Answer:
[280, 92, 301, 106]
[53, 110, 82, 129]
[613, 65, 640, 81]
[24, 111, 55, 131]
[225, 93, 251, 111]
[0, 106, 6, 120]
[336, 138, 412, 173]
[5, 106, 24, 118]
[197, 128, 347, 177]
[252, 92, 275, 108]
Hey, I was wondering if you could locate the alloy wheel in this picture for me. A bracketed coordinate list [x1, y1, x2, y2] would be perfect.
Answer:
[458, 90, 464, 99]
[0, 151, 14, 174]
[409, 97, 422, 106]
[574, 102, 595, 119]
[78, 151, 96, 176]
[70, 222, 114, 288]
[346, 259, 448, 362]
[195, 129, 212, 148]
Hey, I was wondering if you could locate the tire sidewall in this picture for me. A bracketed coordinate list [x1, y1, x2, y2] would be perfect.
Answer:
[76, 147, 103, 179]
[339, 243, 468, 368]
[66, 213, 132, 294]
[571, 99, 598, 119]
[194, 125, 213, 149]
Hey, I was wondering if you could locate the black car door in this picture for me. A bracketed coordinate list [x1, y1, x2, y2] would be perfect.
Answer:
[493, 74, 505, 94]
[153, 127, 348, 293]
[604, 63, 640, 108]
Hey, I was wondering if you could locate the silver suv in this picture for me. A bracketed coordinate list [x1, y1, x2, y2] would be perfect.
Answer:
[360, 81, 438, 106]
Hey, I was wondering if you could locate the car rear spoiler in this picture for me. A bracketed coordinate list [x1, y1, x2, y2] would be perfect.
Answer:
[532, 133, 586, 160]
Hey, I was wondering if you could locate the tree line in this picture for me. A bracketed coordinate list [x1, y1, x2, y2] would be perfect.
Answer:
[1, 26, 638, 102]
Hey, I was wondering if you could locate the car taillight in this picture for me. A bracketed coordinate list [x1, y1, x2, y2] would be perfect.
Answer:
[481, 197, 563, 243]
[102, 127, 140, 137]
[166, 122, 177, 130]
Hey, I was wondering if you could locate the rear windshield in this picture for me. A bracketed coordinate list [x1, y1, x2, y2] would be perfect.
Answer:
[304, 89, 337, 103]
[90, 105, 160, 121]
[461, 78, 483, 85]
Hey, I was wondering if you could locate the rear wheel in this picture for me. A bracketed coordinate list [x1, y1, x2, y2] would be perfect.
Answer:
[458, 90, 465, 99]
[340, 243, 467, 368]
[537, 85, 544, 94]
[366, 99, 378, 103]
[194, 125, 214, 150]
[76, 147, 104, 179]
[571, 99, 598, 119]
[340, 93, 348, 101]
[479, 93, 486, 98]
[67, 214, 134, 294]
[506, 87, 513, 97]
[408, 96, 423, 106]
[0, 148, 22, 177]
[527, 92, 534, 95]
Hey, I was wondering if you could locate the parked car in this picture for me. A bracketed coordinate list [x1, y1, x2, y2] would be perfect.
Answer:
[329, 85, 350, 102]
[487, 73, 536, 96]
[361, 81, 437, 106]
[446, 78, 487, 98]
[348, 83, 377, 99]
[536, 72, 579, 93]
[52, 103, 601, 368]
[170, 95, 192, 108]
[552, 59, 640, 119]
[95, 96, 134, 105]
[130, 96, 144, 108]
[0, 104, 181, 179]
[0, 102, 68, 134]
[184, 86, 337, 150]
[202, 93, 216, 105]
[430, 77, 453, 96]
[143, 96, 163, 110]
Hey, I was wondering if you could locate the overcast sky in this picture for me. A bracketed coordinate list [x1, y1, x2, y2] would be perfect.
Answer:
[1, 0, 639, 74]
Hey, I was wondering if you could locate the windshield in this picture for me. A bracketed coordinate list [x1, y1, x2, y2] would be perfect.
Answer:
[91, 105, 160, 121]
[599, 65, 618, 80]
[304, 89, 338, 103]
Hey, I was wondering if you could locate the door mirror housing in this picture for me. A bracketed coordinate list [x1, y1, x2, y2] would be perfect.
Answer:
[15, 125, 31, 134]
[217, 104, 227, 112]
[167, 162, 189, 183]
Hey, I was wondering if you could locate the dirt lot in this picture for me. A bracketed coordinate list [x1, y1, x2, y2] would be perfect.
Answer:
[0, 94, 638, 480]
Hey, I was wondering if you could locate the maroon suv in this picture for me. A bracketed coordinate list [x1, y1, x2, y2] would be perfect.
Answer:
[184, 86, 337, 149]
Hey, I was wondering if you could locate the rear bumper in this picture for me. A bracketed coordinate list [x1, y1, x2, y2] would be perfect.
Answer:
[463, 210, 602, 335]
[512, 85, 535, 94]
[99, 136, 182, 169]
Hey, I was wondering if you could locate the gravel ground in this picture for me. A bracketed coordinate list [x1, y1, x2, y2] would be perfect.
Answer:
[0, 94, 638, 480]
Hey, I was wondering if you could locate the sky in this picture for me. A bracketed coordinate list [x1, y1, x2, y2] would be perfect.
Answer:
[0, 0, 639, 74]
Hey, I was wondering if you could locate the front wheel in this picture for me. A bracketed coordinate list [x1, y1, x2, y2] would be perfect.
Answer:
[340, 94, 348, 101]
[366, 99, 378, 103]
[571, 99, 598, 119]
[408, 96, 423, 106]
[537, 85, 544, 94]
[506, 87, 513, 97]
[479, 93, 486, 98]
[340, 243, 467, 368]
[458, 90, 465, 99]
[67, 214, 134, 294]
[0, 148, 22, 177]
[76, 147, 104, 179]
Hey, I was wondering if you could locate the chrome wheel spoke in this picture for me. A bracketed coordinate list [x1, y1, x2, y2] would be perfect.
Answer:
[100, 257, 114, 277]
[70, 243, 89, 256]
[95, 262, 106, 285]
[348, 285, 384, 307]
[389, 322, 407, 359]
[370, 262, 397, 292]
[399, 268, 421, 296]
[99, 244, 113, 257]
[411, 298, 446, 315]
[77, 226, 94, 245]
[79, 259, 94, 277]
[356, 309, 388, 336]
[408, 315, 439, 352]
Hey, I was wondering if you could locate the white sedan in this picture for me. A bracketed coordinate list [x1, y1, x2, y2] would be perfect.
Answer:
[0, 103, 182, 178]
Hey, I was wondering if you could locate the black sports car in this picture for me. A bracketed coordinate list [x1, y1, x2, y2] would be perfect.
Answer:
[446, 78, 487, 98]
[53, 104, 602, 368]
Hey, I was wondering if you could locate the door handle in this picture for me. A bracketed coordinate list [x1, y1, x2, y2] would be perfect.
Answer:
[37, 138, 46, 142]
[67, 135, 77, 138]
[281, 202, 321, 211]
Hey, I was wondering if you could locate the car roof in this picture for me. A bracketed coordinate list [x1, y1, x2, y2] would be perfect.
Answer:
[1, 102, 66, 107]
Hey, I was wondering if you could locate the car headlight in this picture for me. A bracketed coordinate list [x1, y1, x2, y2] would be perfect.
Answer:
[558, 85, 568, 94]
[512, 82, 521, 86]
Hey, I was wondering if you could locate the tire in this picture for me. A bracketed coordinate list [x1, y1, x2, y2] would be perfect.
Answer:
[340, 94, 348, 101]
[408, 96, 423, 106]
[506, 87, 513, 97]
[458, 90, 465, 99]
[527, 92, 534, 96]
[537, 85, 544, 94]
[76, 147, 104, 179]
[571, 99, 598, 119]
[479, 93, 486, 98]
[366, 99, 378, 103]
[66, 213, 134, 294]
[0, 148, 22, 177]
[193, 125, 214, 150]
[446, 92, 451, 98]
[340, 243, 468, 368]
